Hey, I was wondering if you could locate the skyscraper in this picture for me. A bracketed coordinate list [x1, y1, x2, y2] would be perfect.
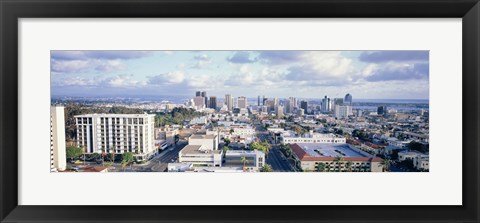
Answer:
[225, 94, 233, 111]
[300, 100, 308, 114]
[195, 91, 201, 97]
[276, 105, 284, 118]
[344, 93, 353, 105]
[332, 98, 344, 114]
[335, 105, 352, 119]
[262, 96, 267, 106]
[238, 96, 247, 109]
[201, 91, 208, 107]
[209, 96, 217, 109]
[321, 96, 331, 112]
[285, 99, 292, 113]
[258, 95, 261, 106]
[194, 96, 205, 108]
[377, 106, 387, 115]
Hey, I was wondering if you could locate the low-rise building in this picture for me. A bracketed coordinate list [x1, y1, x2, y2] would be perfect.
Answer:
[290, 143, 384, 172]
[224, 150, 265, 172]
[178, 145, 223, 167]
[188, 134, 219, 150]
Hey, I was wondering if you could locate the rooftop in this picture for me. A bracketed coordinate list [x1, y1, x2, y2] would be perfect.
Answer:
[180, 145, 221, 155]
[290, 143, 382, 162]
[75, 113, 154, 118]
[190, 135, 216, 140]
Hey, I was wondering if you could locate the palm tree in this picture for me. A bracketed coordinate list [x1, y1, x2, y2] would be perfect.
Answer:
[316, 162, 326, 172]
[346, 160, 353, 172]
[240, 156, 249, 172]
[261, 164, 273, 172]
[222, 146, 230, 158]
[334, 156, 343, 172]
[100, 148, 107, 166]
[381, 157, 391, 172]
[326, 165, 331, 172]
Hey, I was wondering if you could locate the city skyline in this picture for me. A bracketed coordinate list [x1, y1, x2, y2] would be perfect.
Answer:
[51, 50, 429, 99]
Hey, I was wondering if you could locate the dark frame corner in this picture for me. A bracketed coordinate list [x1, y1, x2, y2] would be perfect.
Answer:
[1, 0, 479, 222]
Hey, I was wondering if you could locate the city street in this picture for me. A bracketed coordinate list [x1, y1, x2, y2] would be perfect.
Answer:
[267, 147, 295, 172]
[135, 141, 187, 172]
[255, 123, 295, 172]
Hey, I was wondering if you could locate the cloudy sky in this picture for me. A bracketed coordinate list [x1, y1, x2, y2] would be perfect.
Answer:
[51, 50, 429, 99]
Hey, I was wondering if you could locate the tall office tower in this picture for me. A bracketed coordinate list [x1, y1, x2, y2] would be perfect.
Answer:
[321, 96, 331, 112]
[274, 98, 278, 108]
[332, 98, 344, 113]
[276, 105, 284, 118]
[286, 98, 296, 114]
[262, 96, 268, 106]
[344, 93, 353, 106]
[196, 91, 201, 97]
[225, 94, 233, 111]
[285, 99, 292, 113]
[300, 100, 308, 114]
[201, 91, 208, 106]
[290, 97, 297, 109]
[258, 95, 261, 106]
[377, 106, 387, 115]
[209, 96, 217, 109]
[265, 100, 275, 112]
[75, 113, 156, 160]
[50, 105, 67, 172]
[334, 105, 352, 119]
[237, 96, 247, 109]
[193, 96, 206, 109]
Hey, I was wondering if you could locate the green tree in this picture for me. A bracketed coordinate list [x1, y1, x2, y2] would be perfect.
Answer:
[222, 146, 230, 157]
[334, 156, 344, 172]
[121, 160, 128, 172]
[223, 138, 231, 146]
[316, 162, 326, 172]
[240, 156, 249, 172]
[346, 160, 353, 172]
[260, 164, 273, 172]
[381, 157, 391, 172]
[122, 152, 134, 169]
[66, 146, 83, 160]
[250, 141, 271, 157]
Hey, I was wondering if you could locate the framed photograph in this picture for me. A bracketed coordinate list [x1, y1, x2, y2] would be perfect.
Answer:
[1, 0, 479, 222]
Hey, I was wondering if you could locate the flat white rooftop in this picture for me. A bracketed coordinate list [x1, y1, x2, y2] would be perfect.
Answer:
[296, 143, 366, 158]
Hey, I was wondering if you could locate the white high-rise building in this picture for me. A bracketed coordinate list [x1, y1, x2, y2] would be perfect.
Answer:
[51, 105, 67, 172]
[321, 96, 331, 112]
[75, 113, 156, 161]
[334, 105, 352, 119]
[276, 105, 284, 118]
[225, 94, 233, 111]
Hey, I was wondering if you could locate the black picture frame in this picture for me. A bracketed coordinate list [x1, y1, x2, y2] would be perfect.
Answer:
[1, 0, 479, 222]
